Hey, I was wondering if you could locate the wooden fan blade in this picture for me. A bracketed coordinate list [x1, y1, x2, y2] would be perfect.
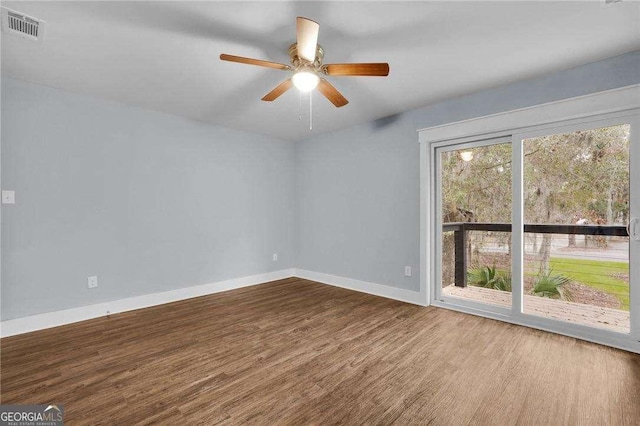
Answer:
[296, 17, 319, 63]
[262, 79, 293, 102]
[323, 63, 390, 76]
[220, 54, 290, 70]
[317, 79, 348, 108]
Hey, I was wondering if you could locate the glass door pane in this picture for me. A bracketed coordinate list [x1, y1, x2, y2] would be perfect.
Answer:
[439, 142, 513, 308]
[522, 124, 630, 333]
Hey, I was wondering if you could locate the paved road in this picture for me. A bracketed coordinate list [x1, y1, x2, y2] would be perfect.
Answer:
[482, 234, 629, 262]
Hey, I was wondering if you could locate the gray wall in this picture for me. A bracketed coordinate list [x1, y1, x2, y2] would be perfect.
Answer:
[295, 50, 640, 292]
[1, 77, 295, 320]
[3, 51, 639, 321]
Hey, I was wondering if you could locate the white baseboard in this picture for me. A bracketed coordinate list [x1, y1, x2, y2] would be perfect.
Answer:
[1, 268, 425, 337]
[0, 269, 296, 338]
[293, 269, 425, 306]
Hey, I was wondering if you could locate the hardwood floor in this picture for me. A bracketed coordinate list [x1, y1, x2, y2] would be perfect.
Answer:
[2, 278, 639, 425]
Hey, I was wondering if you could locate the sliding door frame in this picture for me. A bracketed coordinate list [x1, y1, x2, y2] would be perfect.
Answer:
[419, 85, 640, 353]
[433, 136, 513, 316]
[512, 113, 639, 334]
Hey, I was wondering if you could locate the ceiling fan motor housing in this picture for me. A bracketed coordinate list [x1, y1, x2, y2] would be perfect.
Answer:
[288, 43, 324, 71]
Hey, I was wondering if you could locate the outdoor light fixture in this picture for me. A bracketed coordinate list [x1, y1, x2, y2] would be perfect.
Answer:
[292, 70, 319, 92]
[460, 151, 474, 162]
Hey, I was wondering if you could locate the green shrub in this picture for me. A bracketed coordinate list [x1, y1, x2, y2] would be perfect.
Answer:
[467, 266, 512, 292]
[531, 272, 572, 301]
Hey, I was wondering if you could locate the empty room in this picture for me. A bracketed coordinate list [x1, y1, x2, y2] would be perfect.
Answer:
[1, 1, 639, 424]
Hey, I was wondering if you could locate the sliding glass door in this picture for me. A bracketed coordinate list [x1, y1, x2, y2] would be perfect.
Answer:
[519, 123, 632, 333]
[434, 112, 639, 345]
[437, 138, 513, 312]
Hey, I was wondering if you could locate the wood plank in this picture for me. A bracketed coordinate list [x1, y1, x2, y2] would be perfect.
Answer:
[1, 278, 638, 424]
[442, 284, 630, 333]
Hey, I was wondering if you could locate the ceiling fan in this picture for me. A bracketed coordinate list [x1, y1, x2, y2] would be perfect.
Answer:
[220, 17, 390, 108]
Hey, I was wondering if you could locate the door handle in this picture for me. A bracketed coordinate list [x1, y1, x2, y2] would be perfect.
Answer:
[628, 217, 640, 241]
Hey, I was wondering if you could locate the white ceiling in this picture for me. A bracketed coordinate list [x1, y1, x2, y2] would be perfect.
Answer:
[2, 1, 639, 141]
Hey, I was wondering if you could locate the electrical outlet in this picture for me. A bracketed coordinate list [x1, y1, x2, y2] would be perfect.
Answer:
[272, 253, 278, 262]
[88, 276, 98, 289]
[1, 190, 15, 204]
[404, 266, 412, 277]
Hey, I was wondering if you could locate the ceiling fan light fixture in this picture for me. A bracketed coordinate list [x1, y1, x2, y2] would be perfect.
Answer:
[292, 70, 319, 92]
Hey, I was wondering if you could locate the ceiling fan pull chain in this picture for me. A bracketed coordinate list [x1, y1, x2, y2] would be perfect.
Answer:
[309, 91, 313, 130]
[298, 90, 302, 121]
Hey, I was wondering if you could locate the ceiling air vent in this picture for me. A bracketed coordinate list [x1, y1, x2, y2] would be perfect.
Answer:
[1, 7, 45, 42]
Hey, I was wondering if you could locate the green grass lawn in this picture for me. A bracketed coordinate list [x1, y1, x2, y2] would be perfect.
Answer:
[549, 257, 629, 310]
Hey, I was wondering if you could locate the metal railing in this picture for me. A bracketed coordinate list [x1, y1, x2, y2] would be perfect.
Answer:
[443, 222, 628, 287]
